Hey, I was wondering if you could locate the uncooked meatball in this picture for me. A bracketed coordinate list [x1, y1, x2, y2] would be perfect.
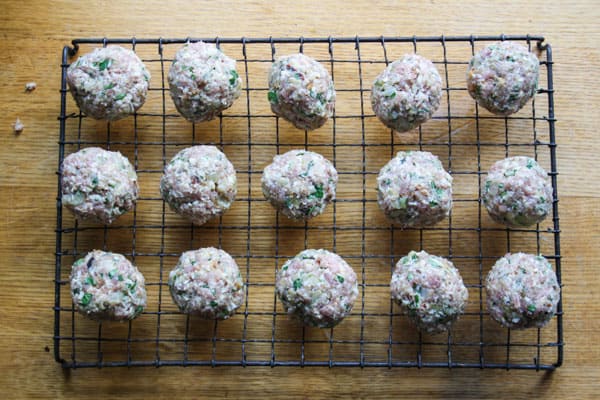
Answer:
[371, 54, 442, 133]
[67, 45, 150, 120]
[61, 147, 139, 224]
[467, 41, 539, 115]
[483, 156, 552, 227]
[261, 150, 337, 220]
[390, 250, 468, 334]
[168, 42, 242, 122]
[70, 250, 147, 321]
[168, 247, 244, 320]
[160, 145, 237, 225]
[486, 253, 560, 329]
[267, 53, 335, 130]
[377, 151, 452, 228]
[276, 249, 358, 328]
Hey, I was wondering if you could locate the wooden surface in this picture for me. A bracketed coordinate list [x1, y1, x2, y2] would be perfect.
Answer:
[1, 0, 599, 398]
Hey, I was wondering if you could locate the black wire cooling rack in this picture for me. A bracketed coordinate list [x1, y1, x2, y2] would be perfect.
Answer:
[55, 35, 562, 369]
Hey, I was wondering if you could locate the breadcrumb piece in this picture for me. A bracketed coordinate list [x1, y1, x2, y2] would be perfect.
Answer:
[13, 118, 24, 134]
[25, 82, 37, 92]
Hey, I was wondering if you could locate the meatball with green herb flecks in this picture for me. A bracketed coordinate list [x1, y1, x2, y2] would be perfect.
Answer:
[467, 41, 539, 115]
[261, 150, 337, 220]
[168, 248, 245, 320]
[371, 54, 442, 133]
[390, 250, 468, 334]
[70, 250, 147, 321]
[486, 253, 560, 329]
[168, 42, 242, 122]
[61, 147, 139, 224]
[160, 145, 237, 225]
[267, 53, 336, 130]
[67, 45, 150, 120]
[483, 156, 552, 227]
[276, 249, 358, 328]
[377, 151, 452, 228]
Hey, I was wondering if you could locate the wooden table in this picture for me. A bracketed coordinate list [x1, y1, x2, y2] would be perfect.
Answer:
[1, 1, 598, 398]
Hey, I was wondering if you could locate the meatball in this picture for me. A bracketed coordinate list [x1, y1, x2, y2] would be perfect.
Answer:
[267, 53, 336, 130]
[371, 54, 442, 133]
[390, 250, 468, 334]
[483, 156, 552, 227]
[467, 41, 539, 115]
[276, 249, 358, 328]
[160, 145, 237, 225]
[377, 151, 452, 228]
[261, 150, 337, 220]
[168, 42, 242, 123]
[70, 250, 147, 321]
[486, 253, 560, 329]
[61, 147, 139, 224]
[67, 45, 150, 120]
[168, 247, 244, 319]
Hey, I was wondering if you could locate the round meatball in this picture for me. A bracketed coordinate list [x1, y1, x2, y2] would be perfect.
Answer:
[377, 151, 452, 228]
[261, 150, 337, 220]
[390, 250, 468, 334]
[168, 248, 244, 319]
[168, 42, 242, 122]
[483, 156, 552, 227]
[267, 53, 335, 130]
[67, 45, 150, 120]
[467, 41, 539, 115]
[486, 253, 560, 329]
[160, 145, 237, 225]
[70, 250, 147, 321]
[371, 54, 442, 133]
[61, 147, 139, 224]
[276, 249, 358, 328]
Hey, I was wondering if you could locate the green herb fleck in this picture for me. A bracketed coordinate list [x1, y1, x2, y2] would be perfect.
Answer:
[84, 276, 96, 286]
[127, 281, 137, 292]
[504, 169, 517, 177]
[397, 197, 408, 209]
[74, 258, 85, 266]
[407, 273, 413, 281]
[229, 70, 239, 85]
[386, 91, 396, 99]
[104, 82, 116, 90]
[135, 306, 144, 315]
[293, 278, 303, 290]
[429, 200, 439, 207]
[413, 294, 420, 306]
[91, 177, 98, 186]
[210, 300, 219, 308]
[336, 275, 345, 284]
[268, 90, 278, 104]
[311, 184, 324, 199]
[80, 293, 92, 306]
[410, 252, 418, 261]
[527, 304, 536, 313]
[98, 58, 112, 71]
[526, 159, 535, 169]
[282, 265, 288, 271]
[108, 269, 117, 279]
[118, 274, 124, 281]
[115, 93, 126, 101]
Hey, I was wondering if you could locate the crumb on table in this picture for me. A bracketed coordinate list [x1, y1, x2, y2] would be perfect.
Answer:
[13, 118, 24, 134]
[25, 82, 37, 92]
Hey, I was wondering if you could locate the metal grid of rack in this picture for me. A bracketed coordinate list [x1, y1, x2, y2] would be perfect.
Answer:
[55, 35, 562, 369]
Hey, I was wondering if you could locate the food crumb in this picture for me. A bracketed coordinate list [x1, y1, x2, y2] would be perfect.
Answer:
[13, 118, 24, 134]
[25, 82, 37, 92]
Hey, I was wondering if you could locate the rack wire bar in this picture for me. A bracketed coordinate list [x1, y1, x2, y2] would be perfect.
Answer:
[55, 35, 562, 369]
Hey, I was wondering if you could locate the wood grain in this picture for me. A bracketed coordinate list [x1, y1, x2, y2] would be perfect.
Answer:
[1, 0, 599, 398]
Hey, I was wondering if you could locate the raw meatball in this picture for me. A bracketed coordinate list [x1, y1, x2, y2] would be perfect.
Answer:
[168, 247, 244, 319]
[377, 151, 452, 228]
[486, 253, 560, 329]
[61, 147, 139, 224]
[70, 250, 147, 321]
[276, 249, 358, 328]
[168, 42, 242, 122]
[467, 41, 539, 115]
[160, 145, 237, 225]
[67, 45, 150, 120]
[261, 150, 337, 220]
[267, 53, 335, 130]
[371, 54, 442, 133]
[483, 156, 552, 227]
[390, 250, 468, 334]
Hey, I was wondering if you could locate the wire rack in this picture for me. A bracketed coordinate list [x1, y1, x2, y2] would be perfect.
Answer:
[55, 35, 562, 369]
